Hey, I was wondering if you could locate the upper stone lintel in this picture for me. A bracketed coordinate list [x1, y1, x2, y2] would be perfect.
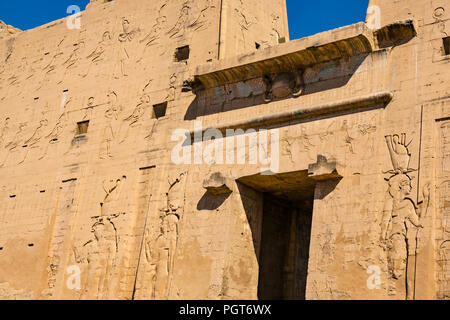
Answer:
[194, 22, 374, 90]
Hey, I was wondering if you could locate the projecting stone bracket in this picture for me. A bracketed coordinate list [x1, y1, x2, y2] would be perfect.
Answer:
[374, 19, 418, 48]
[202, 172, 233, 195]
[308, 155, 342, 181]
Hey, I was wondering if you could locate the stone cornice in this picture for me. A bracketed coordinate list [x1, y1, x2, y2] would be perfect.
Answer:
[193, 22, 375, 90]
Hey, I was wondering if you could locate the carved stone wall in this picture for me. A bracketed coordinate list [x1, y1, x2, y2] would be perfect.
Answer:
[0, 0, 448, 300]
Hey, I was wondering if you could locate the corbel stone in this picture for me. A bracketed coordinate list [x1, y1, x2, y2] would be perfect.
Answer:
[202, 172, 233, 195]
[308, 155, 342, 181]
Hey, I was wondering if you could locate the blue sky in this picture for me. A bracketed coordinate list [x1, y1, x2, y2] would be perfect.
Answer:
[0, 0, 369, 40]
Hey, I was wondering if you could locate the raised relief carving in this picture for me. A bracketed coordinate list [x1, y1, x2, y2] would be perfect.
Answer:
[381, 134, 430, 299]
[263, 70, 304, 102]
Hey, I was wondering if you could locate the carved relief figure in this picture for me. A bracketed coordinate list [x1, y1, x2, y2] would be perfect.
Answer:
[234, 0, 256, 52]
[437, 180, 450, 295]
[299, 127, 316, 161]
[147, 213, 179, 300]
[381, 134, 430, 299]
[59, 41, 85, 84]
[341, 120, 356, 154]
[83, 32, 112, 77]
[120, 94, 151, 144]
[138, 6, 168, 62]
[188, 0, 214, 32]
[38, 38, 66, 89]
[0, 117, 11, 149]
[83, 97, 95, 120]
[0, 123, 26, 167]
[19, 119, 49, 163]
[269, 14, 281, 45]
[167, 3, 190, 39]
[145, 172, 186, 299]
[74, 217, 119, 300]
[116, 18, 139, 78]
[100, 91, 122, 159]
[39, 112, 69, 160]
[358, 115, 377, 157]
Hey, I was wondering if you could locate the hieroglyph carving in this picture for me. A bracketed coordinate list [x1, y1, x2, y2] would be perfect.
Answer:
[380, 134, 430, 299]
[234, 0, 256, 51]
[441, 122, 450, 173]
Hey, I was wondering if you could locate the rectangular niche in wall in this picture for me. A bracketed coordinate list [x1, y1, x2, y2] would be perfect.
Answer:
[174, 46, 190, 62]
[76, 120, 90, 135]
[153, 102, 168, 119]
[444, 37, 450, 56]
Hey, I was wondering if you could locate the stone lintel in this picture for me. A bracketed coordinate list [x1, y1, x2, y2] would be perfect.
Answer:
[190, 91, 393, 138]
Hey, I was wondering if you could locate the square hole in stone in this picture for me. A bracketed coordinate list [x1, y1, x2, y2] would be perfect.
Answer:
[153, 102, 168, 119]
[444, 37, 450, 55]
[76, 120, 90, 135]
[174, 46, 190, 62]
